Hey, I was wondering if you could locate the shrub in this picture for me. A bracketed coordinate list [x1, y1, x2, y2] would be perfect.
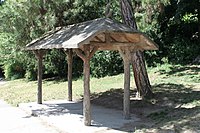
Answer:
[25, 69, 37, 81]
[4, 60, 25, 80]
[91, 51, 123, 78]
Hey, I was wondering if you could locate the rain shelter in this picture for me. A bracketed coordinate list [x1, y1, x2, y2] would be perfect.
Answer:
[26, 18, 158, 126]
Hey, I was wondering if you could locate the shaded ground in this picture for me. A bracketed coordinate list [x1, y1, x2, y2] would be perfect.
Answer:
[19, 100, 140, 133]
[91, 65, 200, 132]
[18, 82, 200, 133]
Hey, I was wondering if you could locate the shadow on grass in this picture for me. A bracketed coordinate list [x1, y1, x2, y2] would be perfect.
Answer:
[159, 65, 200, 76]
[91, 83, 200, 132]
[91, 88, 155, 110]
[153, 83, 200, 106]
[91, 83, 200, 109]
[169, 66, 199, 74]
[28, 82, 200, 132]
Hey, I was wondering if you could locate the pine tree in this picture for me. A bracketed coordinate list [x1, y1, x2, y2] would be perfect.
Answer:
[120, 0, 153, 98]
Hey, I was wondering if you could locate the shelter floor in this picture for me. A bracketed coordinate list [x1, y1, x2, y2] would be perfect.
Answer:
[19, 100, 140, 133]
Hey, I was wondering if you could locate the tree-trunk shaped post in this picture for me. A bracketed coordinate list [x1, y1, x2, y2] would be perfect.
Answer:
[64, 49, 73, 101]
[119, 47, 131, 119]
[33, 50, 46, 104]
[75, 45, 98, 126]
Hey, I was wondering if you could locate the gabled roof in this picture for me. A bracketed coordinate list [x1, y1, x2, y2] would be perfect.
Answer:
[26, 18, 158, 51]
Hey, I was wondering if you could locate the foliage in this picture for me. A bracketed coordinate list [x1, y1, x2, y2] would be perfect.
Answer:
[0, 0, 111, 80]
[43, 50, 67, 78]
[134, 0, 199, 65]
[91, 51, 123, 78]
[0, 0, 199, 80]
[0, 0, 53, 80]
[0, 0, 5, 5]
[155, 0, 199, 64]
[4, 58, 25, 80]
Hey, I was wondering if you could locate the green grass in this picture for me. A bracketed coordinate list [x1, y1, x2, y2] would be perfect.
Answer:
[0, 64, 199, 107]
[0, 73, 126, 106]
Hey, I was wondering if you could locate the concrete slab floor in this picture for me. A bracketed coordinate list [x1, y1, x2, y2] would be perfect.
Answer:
[19, 100, 141, 133]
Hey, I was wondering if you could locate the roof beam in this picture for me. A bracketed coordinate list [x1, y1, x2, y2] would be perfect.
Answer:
[105, 32, 111, 43]
[94, 36, 104, 42]
[90, 42, 136, 47]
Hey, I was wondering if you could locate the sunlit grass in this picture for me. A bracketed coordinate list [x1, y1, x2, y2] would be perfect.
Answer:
[0, 64, 199, 107]
[0, 73, 129, 106]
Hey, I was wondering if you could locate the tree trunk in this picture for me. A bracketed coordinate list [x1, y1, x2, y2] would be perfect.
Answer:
[120, 0, 153, 98]
[131, 50, 153, 98]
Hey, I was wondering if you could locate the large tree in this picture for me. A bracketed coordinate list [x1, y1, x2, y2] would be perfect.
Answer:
[120, 0, 153, 98]
[0, 0, 106, 80]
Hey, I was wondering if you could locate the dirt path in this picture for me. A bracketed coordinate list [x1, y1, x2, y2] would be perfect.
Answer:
[0, 80, 6, 85]
[0, 100, 62, 133]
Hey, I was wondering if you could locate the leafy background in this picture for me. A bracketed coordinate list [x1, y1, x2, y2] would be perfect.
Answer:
[0, 0, 199, 80]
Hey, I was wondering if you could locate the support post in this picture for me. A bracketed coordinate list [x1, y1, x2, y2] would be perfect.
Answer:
[119, 48, 131, 119]
[123, 56, 130, 119]
[75, 46, 98, 126]
[33, 50, 45, 104]
[64, 49, 73, 101]
[83, 46, 91, 126]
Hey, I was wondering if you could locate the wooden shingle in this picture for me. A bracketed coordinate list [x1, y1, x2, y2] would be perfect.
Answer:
[26, 18, 158, 51]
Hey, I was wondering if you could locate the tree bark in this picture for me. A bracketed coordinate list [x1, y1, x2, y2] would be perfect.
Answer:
[120, 0, 153, 98]
[131, 50, 153, 98]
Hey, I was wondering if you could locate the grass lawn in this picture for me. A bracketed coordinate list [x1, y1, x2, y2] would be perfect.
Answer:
[0, 72, 125, 106]
[0, 64, 200, 132]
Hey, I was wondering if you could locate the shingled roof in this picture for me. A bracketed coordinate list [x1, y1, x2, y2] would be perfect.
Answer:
[26, 18, 158, 51]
